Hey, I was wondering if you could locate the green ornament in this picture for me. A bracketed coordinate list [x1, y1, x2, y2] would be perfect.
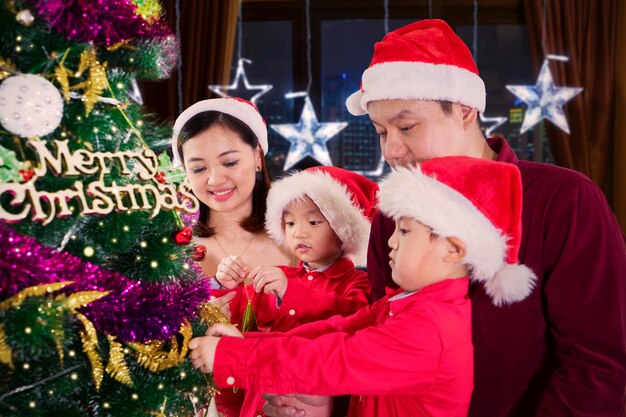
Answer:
[157, 151, 186, 184]
[0, 144, 22, 182]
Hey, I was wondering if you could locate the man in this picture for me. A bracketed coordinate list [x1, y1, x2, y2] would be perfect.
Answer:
[264, 19, 626, 417]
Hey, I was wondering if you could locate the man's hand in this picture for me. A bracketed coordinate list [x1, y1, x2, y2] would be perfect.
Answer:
[262, 393, 333, 417]
[215, 255, 249, 289]
[250, 266, 289, 299]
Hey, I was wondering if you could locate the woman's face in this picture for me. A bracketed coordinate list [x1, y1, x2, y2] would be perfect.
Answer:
[182, 123, 262, 216]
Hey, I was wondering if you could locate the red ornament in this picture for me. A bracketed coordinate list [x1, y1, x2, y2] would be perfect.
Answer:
[173, 227, 193, 245]
[155, 172, 166, 184]
[190, 245, 206, 262]
[19, 169, 35, 182]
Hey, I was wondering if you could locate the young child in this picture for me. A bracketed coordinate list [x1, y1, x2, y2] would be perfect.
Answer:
[210, 165, 379, 416]
[189, 156, 537, 417]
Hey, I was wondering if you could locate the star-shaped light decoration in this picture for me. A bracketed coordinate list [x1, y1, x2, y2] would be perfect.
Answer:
[353, 155, 387, 177]
[270, 92, 348, 170]
[479, 112, 507, 137]
[506, 56, 583, 134]
[208, 58, 273, 106]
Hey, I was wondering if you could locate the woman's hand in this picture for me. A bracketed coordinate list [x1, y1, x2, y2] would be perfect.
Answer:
[209, 291, 237, 319]
[250, 266, 289, 299]
[215, 255, 249, 289]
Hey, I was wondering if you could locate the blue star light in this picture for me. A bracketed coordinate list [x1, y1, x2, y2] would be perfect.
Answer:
[208, 58, 273, 106]
[479, 112, 507, 137]
[270, 93, 348, 170]
[506, 57, 583, 134]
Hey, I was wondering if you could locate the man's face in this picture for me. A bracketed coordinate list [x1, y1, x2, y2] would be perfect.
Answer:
[367, 99, 473, 168]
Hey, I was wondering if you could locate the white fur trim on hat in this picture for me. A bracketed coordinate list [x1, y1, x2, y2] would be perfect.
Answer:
[171, 98, 268, 168]
[346, 61, 486, 115]
[266, 170, 371, 266]
[378, 168, 534, 305]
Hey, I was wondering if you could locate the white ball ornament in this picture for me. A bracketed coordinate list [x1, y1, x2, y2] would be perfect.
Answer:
[0, 74, 64, 138]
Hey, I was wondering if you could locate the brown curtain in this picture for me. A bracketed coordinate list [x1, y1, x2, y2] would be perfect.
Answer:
[523, 1, 619, 210]
[614, 0, 626, 231]
[140, 0, 239, 124]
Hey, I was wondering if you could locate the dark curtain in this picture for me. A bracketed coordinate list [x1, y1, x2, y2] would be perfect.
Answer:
[523, 0, 619, 208]
[140, 0, 239, 124]
[614, 0, 626, 231]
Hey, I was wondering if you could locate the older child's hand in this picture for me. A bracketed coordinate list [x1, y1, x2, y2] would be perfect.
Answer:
[206, 323, 244, 338]
[209, 291, 237, 319]
[188, 336, 220, 374]
[215, 255, 250, 289]
[250, 266, 288, 299]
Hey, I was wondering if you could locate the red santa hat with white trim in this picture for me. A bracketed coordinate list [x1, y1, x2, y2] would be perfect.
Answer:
[378, 156, 536, 306]
[346, 19, 486, 115]
[265, 166, 378, 267]
[171, 97, 268, 168]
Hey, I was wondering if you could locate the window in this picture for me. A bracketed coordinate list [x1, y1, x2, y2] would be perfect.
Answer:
[239, 0, 549, 179]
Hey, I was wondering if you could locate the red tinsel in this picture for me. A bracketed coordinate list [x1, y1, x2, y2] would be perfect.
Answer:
[34, 0, 172, 47]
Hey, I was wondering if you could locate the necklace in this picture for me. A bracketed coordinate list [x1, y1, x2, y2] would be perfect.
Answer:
[213, 232, 256, 259]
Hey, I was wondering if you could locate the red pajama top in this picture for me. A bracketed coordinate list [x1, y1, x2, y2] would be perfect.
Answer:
[214, 278, 473, 417]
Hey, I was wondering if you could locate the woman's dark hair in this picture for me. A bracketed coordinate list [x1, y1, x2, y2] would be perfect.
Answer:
[177, 111, 271, 238]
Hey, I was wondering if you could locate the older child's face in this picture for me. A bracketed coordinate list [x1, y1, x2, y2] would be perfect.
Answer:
[182, 123, 262, 217]
[387, 217, 451, 292]
[283, 196, 343, 270]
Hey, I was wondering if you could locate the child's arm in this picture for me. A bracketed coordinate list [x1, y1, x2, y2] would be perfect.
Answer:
[277, 269, 370, 324]
[203, 306, 459, 397]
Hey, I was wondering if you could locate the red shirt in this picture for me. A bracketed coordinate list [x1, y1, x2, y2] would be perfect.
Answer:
[212, 257, 370, 416]
[367, 138, 626, 416]
[214, 278, 473, 417]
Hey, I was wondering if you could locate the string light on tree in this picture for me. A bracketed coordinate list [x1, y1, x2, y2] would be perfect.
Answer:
[506, 55, 582, 134]
[271, 92, 348, 170]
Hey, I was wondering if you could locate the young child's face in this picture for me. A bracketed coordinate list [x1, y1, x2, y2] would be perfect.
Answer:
[387, 217, 451, 291]
[283, 196, 343, 269]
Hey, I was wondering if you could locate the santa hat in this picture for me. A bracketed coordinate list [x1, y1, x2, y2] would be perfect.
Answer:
[378, 156, 535, 306]
[266, 166, 378, 266]
[171, 97, 268, 168]
[346, 19, 486, 115]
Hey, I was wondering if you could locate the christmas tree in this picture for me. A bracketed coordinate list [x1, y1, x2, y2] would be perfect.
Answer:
[0, 1, 223, 415]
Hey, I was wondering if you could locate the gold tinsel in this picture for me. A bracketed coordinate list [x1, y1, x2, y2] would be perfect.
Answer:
[133, 0, 162, 22]
[197, 303, 231, 326]
[0, 57, 16, 80]
[76, 313, 104, 390]
[54, 63, 71, 101]
[0, 282, 72, 310]
[105, 335, 133, 386]
[0, 323, 14, 370]
[57, 290, 110, 312]
[129, 321, 192, 372]
[70, 49, 108, 116]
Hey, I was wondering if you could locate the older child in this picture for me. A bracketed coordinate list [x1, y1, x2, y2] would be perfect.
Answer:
[211, 166, 378, 416]
[189, 156, 536, 417]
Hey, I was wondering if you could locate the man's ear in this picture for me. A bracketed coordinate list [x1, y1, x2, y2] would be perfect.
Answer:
[459, 104, 478, 131]
[443, 236, 466, 262]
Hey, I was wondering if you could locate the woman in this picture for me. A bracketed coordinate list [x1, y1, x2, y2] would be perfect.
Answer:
[172, 97, 296, 287]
